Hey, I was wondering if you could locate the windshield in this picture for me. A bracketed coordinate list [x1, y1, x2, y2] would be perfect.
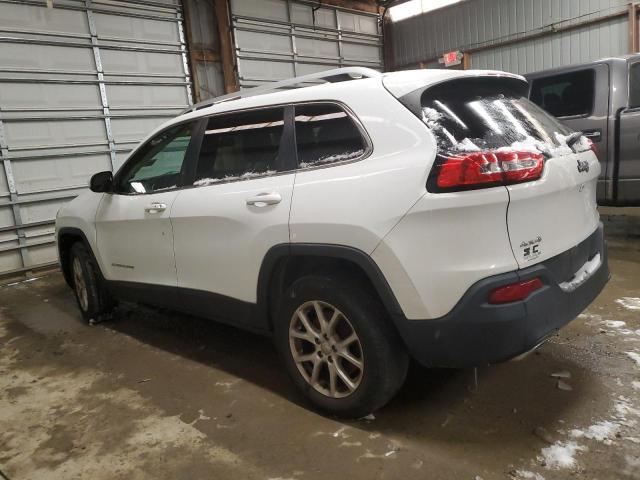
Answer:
[420, 81, 575, 157]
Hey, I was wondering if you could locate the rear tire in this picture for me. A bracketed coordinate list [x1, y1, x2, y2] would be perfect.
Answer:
[274, 274, 409, 418]
[70, 242, 114, 322]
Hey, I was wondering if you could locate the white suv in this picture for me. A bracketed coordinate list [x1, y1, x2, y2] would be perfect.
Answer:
[55, 67, 609, 418]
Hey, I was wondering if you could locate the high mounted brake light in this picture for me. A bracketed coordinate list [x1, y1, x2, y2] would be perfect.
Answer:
[434, 150, 544, 190]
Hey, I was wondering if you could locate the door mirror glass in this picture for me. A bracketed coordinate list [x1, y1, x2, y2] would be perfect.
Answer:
[89, 171, 113, 193]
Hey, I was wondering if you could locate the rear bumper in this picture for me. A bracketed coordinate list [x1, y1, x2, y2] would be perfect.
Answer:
[394, 223, 609, 368]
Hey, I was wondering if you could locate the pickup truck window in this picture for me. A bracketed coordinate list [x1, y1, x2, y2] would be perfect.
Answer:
[530, 70, 595, 118]
[629, 62, 640, 109]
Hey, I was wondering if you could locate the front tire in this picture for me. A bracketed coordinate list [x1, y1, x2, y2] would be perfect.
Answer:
[275, 274, 409, 418]
[70, 242, 113, 322]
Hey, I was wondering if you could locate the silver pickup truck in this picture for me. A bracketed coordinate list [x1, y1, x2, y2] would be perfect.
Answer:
[526, 55, 640, 206]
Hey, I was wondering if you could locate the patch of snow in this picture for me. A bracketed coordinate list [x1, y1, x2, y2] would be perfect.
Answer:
[357, 450, 396, 461]
[194, 170, 276, 186]
[579, 312, 603, 323]
[626, 351, 640, 367]
[616, 297, 640, 311]
[299, 150, 364, 168]
[569, 421, 620, 442]
[557, 380, 573, 391]
[332, 426, 350, 439]
[338, 441, 362, 447]
[494, 134, 573, 158]
[559, 253, 601, 292]
[538, 441, 586, 469]
[497, 137, 547, 154]
[421, 107, 444, 128]
[613, 396, 640, 427]
[632, 381, 640, 390]
[603, 320, 626, 329]
[571, 135, 592, 153]
[551, 133, 575, 157]
[456, 138, 481, 152]
[514, 470, 545, 480]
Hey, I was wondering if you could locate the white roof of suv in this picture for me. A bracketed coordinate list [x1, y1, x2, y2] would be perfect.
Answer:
[184, 67, 527, 116]
[155, 67, 527, 150]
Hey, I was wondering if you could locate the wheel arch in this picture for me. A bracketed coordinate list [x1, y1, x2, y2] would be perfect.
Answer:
[57, 227, 94, 288]
[256, 244, 405, 332]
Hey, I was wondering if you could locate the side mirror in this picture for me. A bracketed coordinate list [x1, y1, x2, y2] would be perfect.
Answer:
[90, 171, 113, 193]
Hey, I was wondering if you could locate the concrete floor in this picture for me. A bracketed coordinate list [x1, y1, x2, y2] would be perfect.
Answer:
[1, 238, 639, 480]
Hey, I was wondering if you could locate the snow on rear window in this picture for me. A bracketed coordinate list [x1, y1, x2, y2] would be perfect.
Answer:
[420, 87, 574, 157]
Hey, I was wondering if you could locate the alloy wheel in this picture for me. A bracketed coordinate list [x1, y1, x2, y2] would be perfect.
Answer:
[289, 301, 364, 398]
[72, 256, 89, 312]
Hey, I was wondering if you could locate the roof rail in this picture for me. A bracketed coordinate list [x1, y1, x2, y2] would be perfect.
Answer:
[183, 67, 382, 113]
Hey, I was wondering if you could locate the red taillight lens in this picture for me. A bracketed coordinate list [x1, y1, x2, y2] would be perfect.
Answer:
[436, 151, 544, 190]
[488, 278, 544, 304]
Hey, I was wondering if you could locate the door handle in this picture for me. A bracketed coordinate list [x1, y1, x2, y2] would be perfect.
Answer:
[246, 192, 282, 207]
[144, 202, 167, 213]
[582, 129, 602, 142]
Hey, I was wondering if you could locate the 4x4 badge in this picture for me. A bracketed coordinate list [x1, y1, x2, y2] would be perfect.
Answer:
[577, 159, 590, 173]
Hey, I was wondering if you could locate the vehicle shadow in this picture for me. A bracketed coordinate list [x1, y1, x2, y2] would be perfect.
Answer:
[104, 300, 593, 451]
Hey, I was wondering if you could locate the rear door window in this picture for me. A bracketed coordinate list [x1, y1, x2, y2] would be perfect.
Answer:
[629, 62, 640, 108]
[530, 69, 595, 117]
[193, 107, 284, 186]
[294, 103, 367, 168]
[420, 80, 573, 156]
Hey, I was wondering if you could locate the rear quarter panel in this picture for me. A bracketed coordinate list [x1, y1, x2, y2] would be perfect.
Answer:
[288, 81, 435, 254]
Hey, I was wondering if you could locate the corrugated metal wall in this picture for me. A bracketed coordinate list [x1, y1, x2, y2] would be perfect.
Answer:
[0, 0, 192, 277]
[389, 0, 632, 74]
[230, 0, 383, 87]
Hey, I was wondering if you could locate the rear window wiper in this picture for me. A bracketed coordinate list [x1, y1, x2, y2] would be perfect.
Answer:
[565, 131, 584, 148]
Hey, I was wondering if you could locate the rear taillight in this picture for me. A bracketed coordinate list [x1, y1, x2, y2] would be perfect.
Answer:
[434, 150, 544, 191]
[488, 278, 544, 304]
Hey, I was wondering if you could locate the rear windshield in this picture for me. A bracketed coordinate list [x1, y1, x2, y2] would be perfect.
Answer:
[419, 81, 573, 156]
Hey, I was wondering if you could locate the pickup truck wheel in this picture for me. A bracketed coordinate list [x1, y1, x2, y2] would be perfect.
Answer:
[70, 242, 113, 322]
[275, 274, 408, 418]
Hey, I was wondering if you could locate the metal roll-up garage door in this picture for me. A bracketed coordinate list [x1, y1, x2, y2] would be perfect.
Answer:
[229, 0, 383, 88]
[0, 0, 192, 278]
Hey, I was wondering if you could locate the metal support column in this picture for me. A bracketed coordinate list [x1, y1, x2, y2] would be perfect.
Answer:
[286, 0, 298, 77]
[177, 7, 194, 105]
[85, 0, 117, 171]
[0, 112, 30, 269]
[335, 8, 344, 67]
